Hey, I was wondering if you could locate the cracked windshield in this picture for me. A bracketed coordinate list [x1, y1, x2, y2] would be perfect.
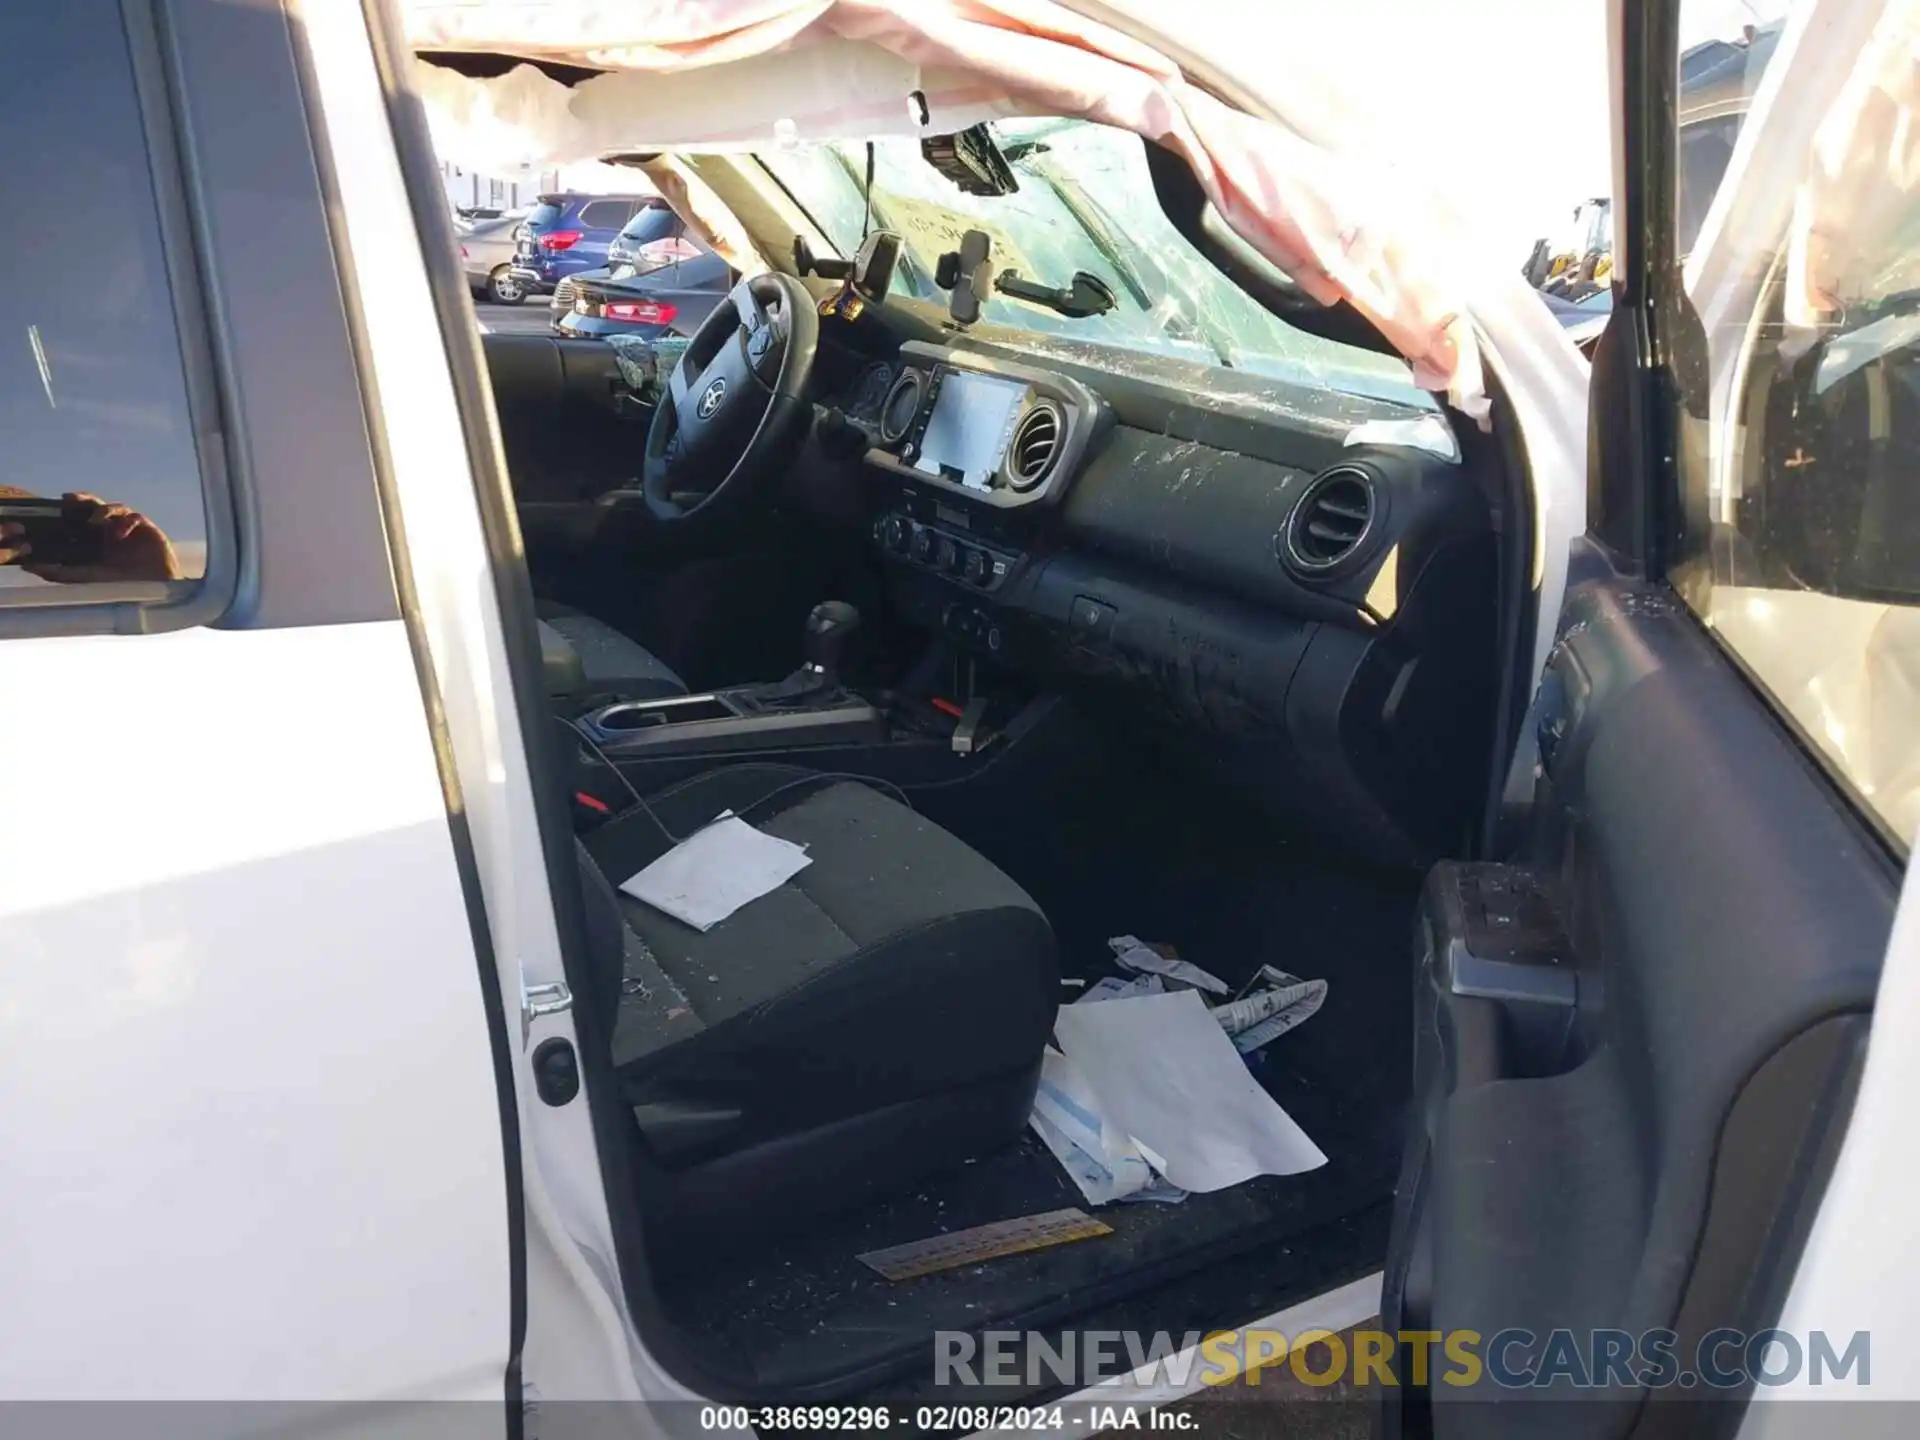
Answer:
[757, 121, 1438, 409]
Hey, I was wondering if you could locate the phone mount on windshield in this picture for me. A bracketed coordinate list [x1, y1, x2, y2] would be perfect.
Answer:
[934, 228, 1118, 328]
[794, 230, 904, 319]
[936, 229, 995, 328]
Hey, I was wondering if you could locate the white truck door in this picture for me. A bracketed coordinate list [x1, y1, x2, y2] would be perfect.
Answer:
[0, 0, 519, 1420]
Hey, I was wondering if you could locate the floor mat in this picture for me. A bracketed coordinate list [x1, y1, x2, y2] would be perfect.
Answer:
[656, 719, 1420, 1395]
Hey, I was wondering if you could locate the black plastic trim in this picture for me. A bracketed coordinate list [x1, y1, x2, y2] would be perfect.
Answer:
[1589, 0, 1683, 572]
[1643, 1014, 1869, 1439]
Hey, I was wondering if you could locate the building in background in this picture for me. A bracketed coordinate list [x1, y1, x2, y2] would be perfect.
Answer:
[440, 161, 557, 215]
[439, 159, 656, 218]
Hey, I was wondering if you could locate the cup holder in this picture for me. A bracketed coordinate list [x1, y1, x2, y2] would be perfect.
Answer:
[590, 695, 736, 734]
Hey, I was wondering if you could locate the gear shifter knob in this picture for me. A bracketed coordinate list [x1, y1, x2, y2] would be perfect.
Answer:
[803, 601, 861, 685]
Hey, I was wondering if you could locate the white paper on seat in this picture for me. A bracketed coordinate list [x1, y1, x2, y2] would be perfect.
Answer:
[1051, 989, 1327, 1193]
[618, 811, 811, 932]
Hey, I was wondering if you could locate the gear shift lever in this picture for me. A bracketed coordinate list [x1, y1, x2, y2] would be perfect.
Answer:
[802, 601, 860, 689]
[752, 601, 861, 708]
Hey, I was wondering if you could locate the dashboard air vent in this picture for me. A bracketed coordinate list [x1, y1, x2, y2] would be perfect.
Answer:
[1282, 466, 1377, 575]
[1005, 402, 1062, 491]
[879, 370, 924, 445]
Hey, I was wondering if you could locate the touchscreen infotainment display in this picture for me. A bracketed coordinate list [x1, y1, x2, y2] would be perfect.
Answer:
[913, 371, 1029, 491]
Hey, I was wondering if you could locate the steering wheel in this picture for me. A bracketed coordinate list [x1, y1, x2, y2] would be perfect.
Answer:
[641, 272, 821, 526]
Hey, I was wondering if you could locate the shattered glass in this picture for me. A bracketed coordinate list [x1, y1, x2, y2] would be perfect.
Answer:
[757, 120, 1443, 414]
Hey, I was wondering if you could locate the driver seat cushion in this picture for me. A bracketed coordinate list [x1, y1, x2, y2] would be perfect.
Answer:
[535, 599, 686, 700]
[576, 765, 1059, 1243]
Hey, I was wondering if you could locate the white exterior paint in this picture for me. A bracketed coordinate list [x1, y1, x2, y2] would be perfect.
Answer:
[294, 0, 699, 1411]
[0, 621, 511, 1404]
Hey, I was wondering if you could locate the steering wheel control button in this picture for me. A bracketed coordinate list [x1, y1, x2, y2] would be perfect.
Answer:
[1070, 596, 1116, 643]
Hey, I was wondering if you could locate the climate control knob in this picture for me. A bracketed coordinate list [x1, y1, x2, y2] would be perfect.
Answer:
[935, 537, 962, 574]
[962, 548, 991, 586]
[880, 514, 911, 553]
[909, 527, 933, 563]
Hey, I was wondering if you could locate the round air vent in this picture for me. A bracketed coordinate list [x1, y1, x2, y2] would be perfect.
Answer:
[1005, 402, 1063, 491]
[879, 369, 924, 445]
[1281, 466, 1377, 575]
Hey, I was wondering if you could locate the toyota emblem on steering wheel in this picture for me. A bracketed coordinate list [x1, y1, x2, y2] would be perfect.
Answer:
[697, 378, 728, 419]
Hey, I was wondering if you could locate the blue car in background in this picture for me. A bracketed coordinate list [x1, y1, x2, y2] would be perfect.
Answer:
[508, 192, 663, 295]
[545, 204, 694, 325]
[554, 234, 734, 341]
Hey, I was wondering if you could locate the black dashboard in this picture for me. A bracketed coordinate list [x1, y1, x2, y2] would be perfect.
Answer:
[830, 322, 1503, 863]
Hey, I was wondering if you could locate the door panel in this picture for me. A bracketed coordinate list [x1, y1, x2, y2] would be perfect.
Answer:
[1383, 554, 1895, 1437]
[0, 0, 517, 1412]
[0, 623, 515, 1403]
[1385, 3, 1910, 1433]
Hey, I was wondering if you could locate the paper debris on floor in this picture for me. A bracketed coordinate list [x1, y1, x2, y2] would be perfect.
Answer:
[1052, 989, 1327, 1192]
[1074, 973, 1166, 1005]
[619, 811, 810, 932]
[857, 1207, 1112, 1281]
[1030, 1046, 1160, 1204]
[1108, 934, 1230, 995]
[1215, 965, 1329, 1055]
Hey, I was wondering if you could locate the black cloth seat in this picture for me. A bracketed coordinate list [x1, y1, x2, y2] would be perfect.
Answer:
[535, 599, 685, 700]
[575, 766, 1058, 1245]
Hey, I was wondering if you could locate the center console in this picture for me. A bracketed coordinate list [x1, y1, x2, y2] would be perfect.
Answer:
[578, 686, 883, 759]
[575, 601, 883, 758]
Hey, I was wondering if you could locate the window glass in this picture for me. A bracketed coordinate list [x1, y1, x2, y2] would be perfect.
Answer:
[0, 5, 208, 595]
[618, 206, 680, 244]
[526, 200, 565, 229]
[579, 200, 634, 229]
[1673, 0, 1919, 850]
[758, 121, 1435, 408]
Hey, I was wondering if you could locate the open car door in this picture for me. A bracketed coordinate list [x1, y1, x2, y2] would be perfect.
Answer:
[1381, 0, 1915, 1435]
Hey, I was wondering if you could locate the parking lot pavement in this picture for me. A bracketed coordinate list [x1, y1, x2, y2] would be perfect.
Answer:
[474, 299, 554, 336]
